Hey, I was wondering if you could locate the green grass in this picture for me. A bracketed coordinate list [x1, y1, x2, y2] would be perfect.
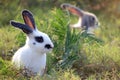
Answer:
[0, 7, 120, 80]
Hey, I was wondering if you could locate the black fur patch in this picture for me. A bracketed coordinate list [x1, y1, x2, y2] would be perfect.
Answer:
[35, 36, 44, 43]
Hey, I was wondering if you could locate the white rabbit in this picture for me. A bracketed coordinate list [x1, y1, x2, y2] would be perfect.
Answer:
[61, 3, 100, 34]
[10, 10, 54, 76]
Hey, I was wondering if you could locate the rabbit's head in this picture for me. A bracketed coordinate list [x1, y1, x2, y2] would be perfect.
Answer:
[61, 3, 100, 34]
[10, 10, 54, 53]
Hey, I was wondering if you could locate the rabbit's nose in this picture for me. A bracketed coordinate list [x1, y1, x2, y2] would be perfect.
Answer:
[45, 44, 53, 49]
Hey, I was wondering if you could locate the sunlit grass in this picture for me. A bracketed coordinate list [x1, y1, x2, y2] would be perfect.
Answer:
[0, 7, 120, 80]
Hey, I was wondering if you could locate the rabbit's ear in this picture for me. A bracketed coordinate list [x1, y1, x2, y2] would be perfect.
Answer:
[22, 10, 36, 30]
[61, 3, 83, 17]
[10, 20, 33, 34]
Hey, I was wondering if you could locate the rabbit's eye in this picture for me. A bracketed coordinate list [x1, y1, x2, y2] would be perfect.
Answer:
[35, 36, 44, 43]
[91, 17, 95, 21]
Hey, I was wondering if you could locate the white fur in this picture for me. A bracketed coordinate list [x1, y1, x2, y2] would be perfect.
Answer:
[70, 18, 82, 28]
[12, 28, 53, 76]
[11, 10, 54, 76]
[12, 45, 46, 76]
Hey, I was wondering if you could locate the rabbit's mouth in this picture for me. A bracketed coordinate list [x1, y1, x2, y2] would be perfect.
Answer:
[45, 46, 54, 52]
[40, 44, 54, 53]
[41, 48, 53, 54]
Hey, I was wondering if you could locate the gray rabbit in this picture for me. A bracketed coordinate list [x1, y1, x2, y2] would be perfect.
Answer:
[61, 3, 100, 34]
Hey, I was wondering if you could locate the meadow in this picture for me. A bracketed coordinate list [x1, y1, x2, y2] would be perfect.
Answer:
[0, 0, 120, 80]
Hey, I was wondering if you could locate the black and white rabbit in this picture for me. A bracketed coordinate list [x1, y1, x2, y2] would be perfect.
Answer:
[10, 10, 54, 76]
[61, 3, 100, 34]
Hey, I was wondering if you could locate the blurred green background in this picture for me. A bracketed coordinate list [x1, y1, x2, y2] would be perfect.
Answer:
[1, 0, 120, 26]
[0, 0, 120, 80]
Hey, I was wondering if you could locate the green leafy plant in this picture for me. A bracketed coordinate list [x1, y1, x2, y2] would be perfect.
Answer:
[48, 9, 104, 71]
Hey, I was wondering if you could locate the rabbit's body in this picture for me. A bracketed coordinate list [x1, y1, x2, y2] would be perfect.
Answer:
[12, 45, 46, 75]
[10, 10, 53, 76]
